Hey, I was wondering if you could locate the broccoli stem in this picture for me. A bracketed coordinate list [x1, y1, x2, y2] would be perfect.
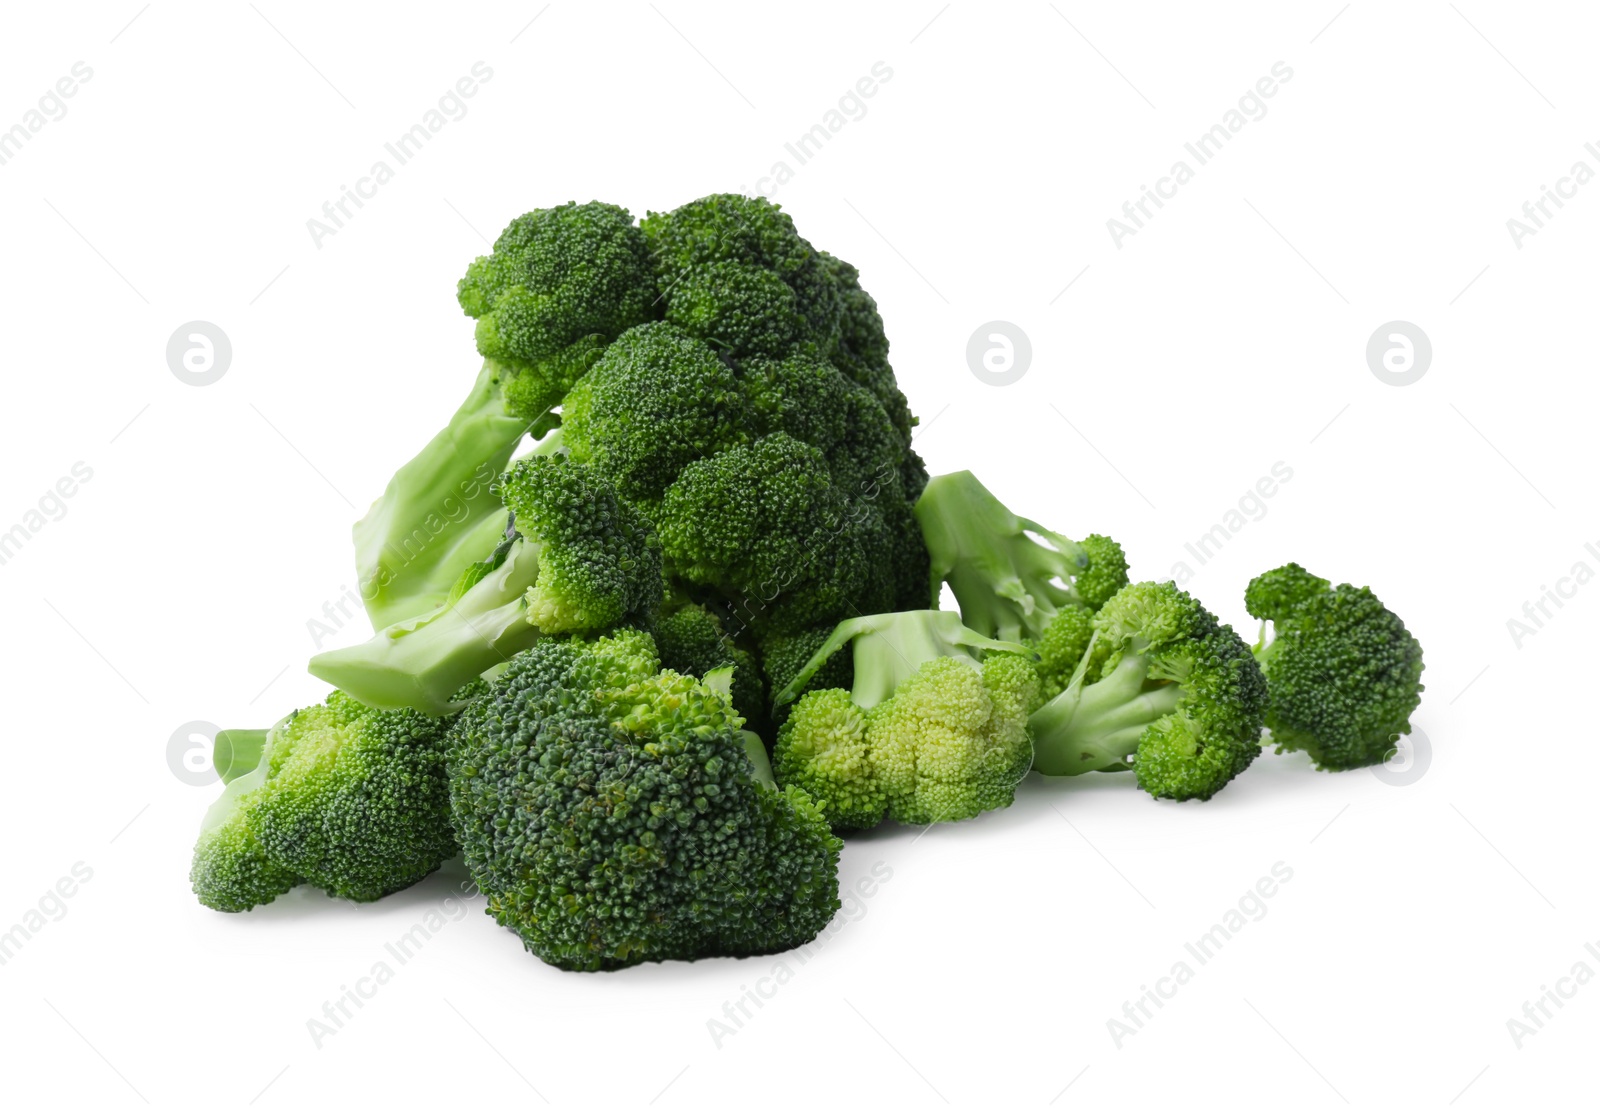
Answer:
[311, 536, 546, 715]
[353, 361, 531, 630]
[741, 731, 776, 789]
[915, 471, 1088, 641]
[1029, 653, 1183, 775]
[775, 609, 1029, 709]
[213, 729, 268, 783]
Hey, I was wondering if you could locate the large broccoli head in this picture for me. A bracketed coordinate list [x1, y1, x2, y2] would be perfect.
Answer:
[1245, 563, 1425, 771]
[447, 630, 841, 971]
[191, 692, 464, 912]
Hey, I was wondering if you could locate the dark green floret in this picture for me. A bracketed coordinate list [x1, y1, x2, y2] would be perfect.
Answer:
[446, 631, 841, 971]
[1246, 563, 1425, 771]
[191, 692, 467, 912]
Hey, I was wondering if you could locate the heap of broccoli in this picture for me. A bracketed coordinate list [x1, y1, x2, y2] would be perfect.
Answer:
[187, 190, 1429, 974]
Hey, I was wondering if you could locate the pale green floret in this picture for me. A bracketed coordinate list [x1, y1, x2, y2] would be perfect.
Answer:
[772, 610, 1037, 830]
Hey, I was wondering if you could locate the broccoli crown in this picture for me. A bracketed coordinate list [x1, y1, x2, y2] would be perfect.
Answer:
[191, 692, 462, 912]
[457, 201, 657, 420]
[653, 602, 766, 733]
[1028, 602, 1105, 705]
[563, 319, 928, 635]
[1030, 582, 1268, 801]
[312, 454, 662, 715]
[916, 470, 1129, 642]
[1245, 563, 1425, 770]
[447, 631, 841, 970]
[772, 610, 1038, 830]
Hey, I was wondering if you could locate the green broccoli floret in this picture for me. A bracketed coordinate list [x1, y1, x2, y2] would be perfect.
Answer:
[311, 454, 661, 714]
[653, 601, 766, 732]
[1029, 581, 1268, 801]
[916, 470, 1128, 642]
[1245, 563, 1425, 770]
[353, 201, 655, 629]
[642, 193, 841, 356]
[563, 320, 928, 635]
[1029, 602, 1106, 704]
[447, 630, 841, 971]
[191, 692, 465, 912]
[771, 610, 1038, 830]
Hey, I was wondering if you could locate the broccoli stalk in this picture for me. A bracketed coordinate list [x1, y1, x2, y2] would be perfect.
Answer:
[915, 470, 1127, 642]
[1029, 582, 1268, 801]
[312, 454, 661, 715]
[352, 201, 657, 629]
[772, 610, 1038, 830]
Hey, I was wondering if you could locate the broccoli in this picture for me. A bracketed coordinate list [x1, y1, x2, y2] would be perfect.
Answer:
[446, 630, 841, 971]
[916, 470, 1128, 643]
[353, 201, 656, 628]
[562, 318, 928, 636]
[1245, 563, 1425, 770]
[190, 691, 466, 912]
[652, 601, 767, 733]
[771, 610, 1038, 830]
[1029, 581, 1268, 801]
[310, 453, 661, 715]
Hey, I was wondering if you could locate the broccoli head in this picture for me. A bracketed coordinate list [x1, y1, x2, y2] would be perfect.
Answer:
[1030, 581, 1268, 801]
[1245, 563, 1425, 770]
[354, 201, 656, 629]
[312, 454, 661, 714]
[191, 692, 465, 912]
[447, 630, 841, 971]
[916, 470, 1128, 643]
[772, 610, 1038, 830]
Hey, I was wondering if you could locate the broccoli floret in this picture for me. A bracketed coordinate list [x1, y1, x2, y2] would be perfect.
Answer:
[1029, 602, 1107, 704]
[311, 454, 661, 714]
[642, 194, 841, 356]
[1029, 582, 1268, 801]
[447, 630, 841, 971]
[653, 601, 766, 733]
[353, 201, 655, 629]
[1245, 563, 1425, 770]
[771, 610, 1038, 830]
[190, 692, 465, 912]
[916, 470, 1128, 642]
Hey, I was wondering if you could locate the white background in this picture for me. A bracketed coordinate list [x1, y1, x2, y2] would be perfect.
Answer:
[0, 2, 1591, 1105]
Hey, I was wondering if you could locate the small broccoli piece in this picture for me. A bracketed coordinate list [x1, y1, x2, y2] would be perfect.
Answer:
[311, 454, 661, 714]
[447, 630, 841, 971]
[1029, 602, 1107, 704]
[1030, 582, 1268, 801]
[772, 610, 1038, 830]
[354, 201, 655, 629]
[653, 602, 766, 733]
[191, 692, 465, 912]
[916, 470, 1128, 642]
[1245, 563, 1425, 770]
